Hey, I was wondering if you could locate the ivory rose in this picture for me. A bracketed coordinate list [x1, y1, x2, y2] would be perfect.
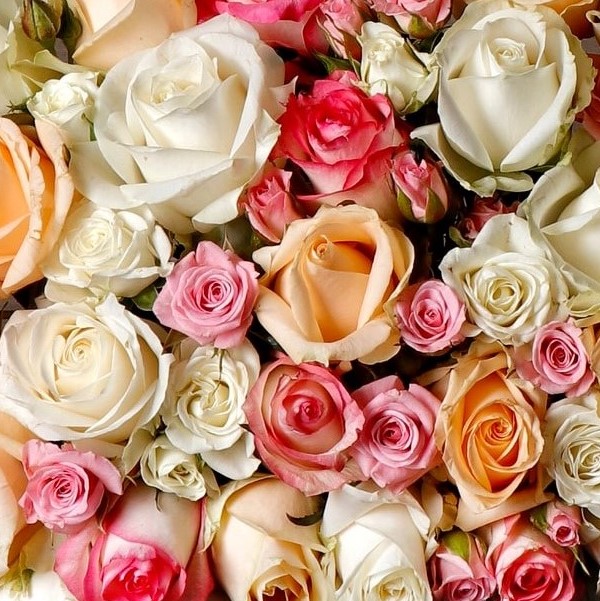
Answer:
[0, 118, 74, 298]
[70, 14, 291, 234]
[433, 342, 548, 529]
[412, 0, 594, 196]
[69, 0, 197, 71]
[0, 295, 172, 452]
[245, 355, 364, 496]
[206, 477, 334, 601]
[252, 204, 414, 365]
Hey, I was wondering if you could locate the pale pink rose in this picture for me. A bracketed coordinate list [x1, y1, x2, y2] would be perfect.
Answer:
[55, 485, 213, 601]
[319, 0, 370, 59]
[242, 166, 305, 243]
[428, 531, 496, 601]
[273, 72, 407, 222]
[542, 501, 581, 548]
[483, 515, 576, 601]
[392, 150, 449, 223]
[515, 320, 594, 397]
[244, 355, 365, 495]
[19, 440, 122, 533]
[394, 280, 468, 353]
[459, 196, 519, 241]
[369, 0, 450, 37]
[350, 375, 441, 493]
[153, 241, 259, 349]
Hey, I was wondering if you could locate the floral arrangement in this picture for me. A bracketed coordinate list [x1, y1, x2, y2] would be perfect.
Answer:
[4, 0, 600, 600]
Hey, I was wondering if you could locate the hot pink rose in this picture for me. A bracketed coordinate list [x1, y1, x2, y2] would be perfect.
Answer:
[350, 375, 441, 493]
[244, 355, 364, 495]
[394, 279, 468, 353]
[459, 196, 519, 241]
[153, 241, 258, 349]
[531, 501, 581, 548]
[429, 531, 496, 601]
[19, 440, 123, 532]
[55, 485, 213, 601]
[369, 0, 450, 37]
[242, 166, 305, 243]
[392, 150, 449, 224]
[483, 515, 576, 601]
[515, 320, 594, 398]
[274, 72, 407, 221]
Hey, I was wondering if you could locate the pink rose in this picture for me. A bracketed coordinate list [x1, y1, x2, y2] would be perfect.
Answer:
[394, 279, 468, 353]
[350, 375, 441, 493]
[429, 531, 496, 601]
[459, 196, 519, 241]
[483, 515, 576, 601]
[531, 501, 581, 548]
[273, 72, 407, 221]
[319, 0, 370, 59]
[515, 320, 594, 397]
[153, 241, 259, 349]
[244, 355, 365, 495]
[369, 0, 450, 37]
[19, 440, 123, 532]
[55, 485, 213, 601]
[242, 166, 305, 243]
[392, 150, 449, 223]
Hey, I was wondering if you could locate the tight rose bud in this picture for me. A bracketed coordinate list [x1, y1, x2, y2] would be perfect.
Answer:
[21, 0, 63, 43]
[459, 196, 519, 242]
[530, 501, 582, 548]
[320, 0, 369, 59]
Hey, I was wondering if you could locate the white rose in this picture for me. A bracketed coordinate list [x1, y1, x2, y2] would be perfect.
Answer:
[440, 213, 569, 344]
[411, 0, 594, 195]
[359, 22, 438, 115]
[543, 391, 600, 517]
[163, 338, 261, 480]
[70, 14, 292, 234]
[41, 200, 172, 303]
[321, 485, 432, 601]
[27, 72, 99, 145]
[0, 295, 172, 454]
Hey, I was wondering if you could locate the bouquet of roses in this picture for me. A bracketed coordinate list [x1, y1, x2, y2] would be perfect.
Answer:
[3, 0, 600, 600]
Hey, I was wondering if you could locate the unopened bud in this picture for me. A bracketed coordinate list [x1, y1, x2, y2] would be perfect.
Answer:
[21, 0, 63, 44]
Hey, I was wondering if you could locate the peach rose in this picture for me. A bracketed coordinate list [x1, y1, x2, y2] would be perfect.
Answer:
[0, 118, 73, 298]
[433, 342, 549, 530]
[69, 0, 197, 72]
[252, 204, 414, 365]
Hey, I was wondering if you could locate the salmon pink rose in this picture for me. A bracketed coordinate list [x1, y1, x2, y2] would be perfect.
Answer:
[350, 375, 441, 493]
[153, 241, 258, 349]
[245, 356, 364, 495]
[530, 500, 581, 548]
[253, 204, 414, 365]
[19, 441, 123, 533]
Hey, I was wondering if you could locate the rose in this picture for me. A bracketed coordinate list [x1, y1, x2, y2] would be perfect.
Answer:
[273, 73, 406, 221]
[428, 531, 496, 601]
[253, 204, 414, 365]
[359, 22, 438, 115]
[350, 375, 441, 493]
[153, 241, 258, 349]
[70, 14, 291, 234]
[69, 0, 197, 71]
[369, 0, 451, 38]
[41, 200, 173, 303]
[206, 477, 334, 601]
[18, 440, 122, 533]
[0, 118, 74, 298]
[55, 485, 212, 601]
[483, 515, 576, 601]
[514, 320, 595, 397]
[530, 501, 582, 548]
[244, 355, 364, 495]
[440, 214, 569, 345]
[242, 165, 305, 243]
[433, 342, 548, 528]
[319, 0, 369, 59]
[395, 279, 469, 353]
[321, 485, 432, 601]
[162, 338, 261, 480]
[411, 0, 594, 196]
[458, 196, 519, 242]
[0, 294, 172, 451]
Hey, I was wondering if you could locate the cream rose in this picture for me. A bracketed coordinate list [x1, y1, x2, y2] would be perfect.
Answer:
[253, 204, 414, 365]
[70, 14, 292, 234]
[440, 214, 569, 345]
[411, 0, 594, 195]
[41, 200, 172, 303]
[0, 295, 172, 454]
[69, 0, 197, 72]
[321, 485, 432, 601]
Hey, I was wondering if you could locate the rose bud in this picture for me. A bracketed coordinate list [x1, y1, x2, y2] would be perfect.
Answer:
[369, 0, 451, 38]
[320, 0, 370, 59]
[530, 501, 582, 548]
[21, 0, 63, 44]
[459, 195, 519, 242]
